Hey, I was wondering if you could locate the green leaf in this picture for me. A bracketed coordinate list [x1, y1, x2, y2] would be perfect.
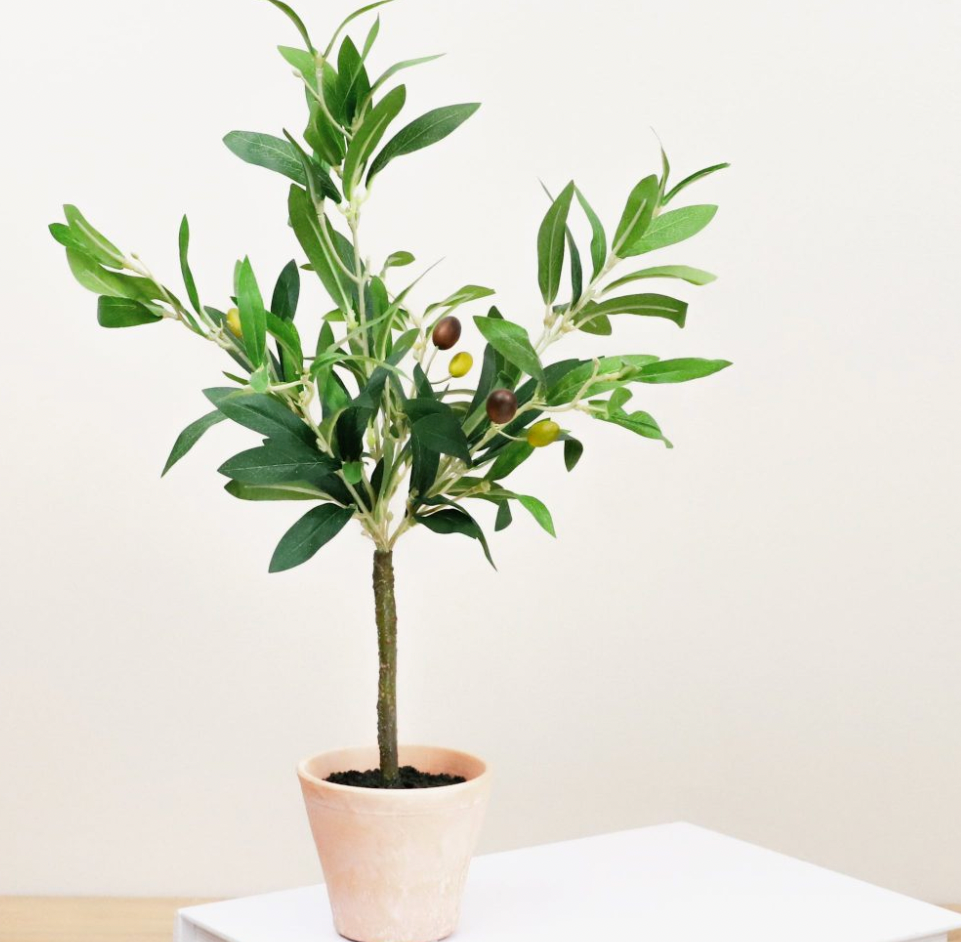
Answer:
[219, 439, 336, 484]
[66, 250, 161, 302]
[305, 96, 347, 166]
[613, 175, 659, 257]
[343, 84, 407, 197]
[63, 205, 124, 268]
[224, 131, 309, 184]
[162, 411, 226, 476]
[516, 495, 555, 537]
[368, 103, 481, 182]
[278, 45, 316, 90]
[605, 265, 717, 292]
[366, 54, 445, 106]
[473, 316, 545, 385]
[264, 0, 315, 53]
[384, 250, 415, 270]
[178, 216, 202, 315]
[335, 36, 371, 125]
[325, 0, 396, 57]
[537, 181, 575, 304]
[494, 501, 513, 531]
[225, 480, 327, 502]
[578, 314, 612, 336]
[575, 188, 607, 281]
[545, 355, 658, 406]
[598, 409, 673, 449]
[664, 163, 730, 205]
[582, 293, 688, 329]
[541, 181, 582, 304]
[282, 130, 342, 203]
[622, 205, 718, 257]
[266, 312, 304, 382]
[97, 296, 163, 328]
[410, 433, 440, 501]
[271, 260, 301, 322]
[269, 504, 355, 573]
[564, 437, 584, 472]
[205, 389, 315, 445]
[426, 284, 495, 314]
[415, 507, 495, 568]
[237, 258, 267, 367]
[288, 185, 355, 315]
[411, 411, 472, 464]
[636, 358, 732, 384]
[486, 441, 534, 480]
[362, 15, 381, 57]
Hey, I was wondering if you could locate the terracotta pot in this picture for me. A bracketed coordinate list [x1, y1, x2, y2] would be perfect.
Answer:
[298, 745, 491, 942]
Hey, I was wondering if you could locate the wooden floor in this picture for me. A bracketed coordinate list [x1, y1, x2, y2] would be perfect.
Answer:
[1, 898, 959, 942]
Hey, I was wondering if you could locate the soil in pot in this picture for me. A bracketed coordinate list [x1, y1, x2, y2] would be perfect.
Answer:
[325, 765, 467, 789]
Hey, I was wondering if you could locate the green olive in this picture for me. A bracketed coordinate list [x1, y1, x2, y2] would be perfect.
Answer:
[432, 316, 462, 350]
[486, 389, 518, 425]
[527, 420, 561, 448]
[449, 352, 474, 378]
[226, 307, 242, 338]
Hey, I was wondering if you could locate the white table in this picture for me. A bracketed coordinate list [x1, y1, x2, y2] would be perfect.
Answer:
[176, 823, 961, 942]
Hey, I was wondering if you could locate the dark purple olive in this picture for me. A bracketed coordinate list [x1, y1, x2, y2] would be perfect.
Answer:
[486, 389, 518, 425]
[432, 316, 462, 351]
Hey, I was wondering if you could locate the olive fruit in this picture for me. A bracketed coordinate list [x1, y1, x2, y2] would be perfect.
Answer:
[449, 352, 474, 378]
[486, 389, 518, 425]
[432, 316, 462, 351]
[226, 307, 242, 338]
[527, 420, 561, 448]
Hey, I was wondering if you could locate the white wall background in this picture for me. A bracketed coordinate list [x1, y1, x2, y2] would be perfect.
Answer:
[1, 0, 960, 903]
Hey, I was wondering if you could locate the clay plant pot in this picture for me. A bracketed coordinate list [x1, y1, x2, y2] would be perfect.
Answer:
[298, 745, 492, 942]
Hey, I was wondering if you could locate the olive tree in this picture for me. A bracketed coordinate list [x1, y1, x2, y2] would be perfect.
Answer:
[50, 0, 732, 785]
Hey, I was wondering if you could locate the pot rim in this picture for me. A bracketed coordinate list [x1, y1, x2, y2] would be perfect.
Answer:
[297, 744, 491, 798]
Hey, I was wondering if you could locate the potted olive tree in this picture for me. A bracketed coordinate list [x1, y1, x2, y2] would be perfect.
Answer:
[50, 2, 731, 940]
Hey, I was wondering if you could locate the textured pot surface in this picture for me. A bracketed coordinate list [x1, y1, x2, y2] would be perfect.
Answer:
[298, 745, 491, 942]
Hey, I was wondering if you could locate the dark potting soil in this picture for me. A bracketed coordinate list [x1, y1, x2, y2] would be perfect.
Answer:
[326, 766, 467, 789]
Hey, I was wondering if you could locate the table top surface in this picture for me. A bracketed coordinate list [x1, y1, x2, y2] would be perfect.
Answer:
[178, 823, 961, 942]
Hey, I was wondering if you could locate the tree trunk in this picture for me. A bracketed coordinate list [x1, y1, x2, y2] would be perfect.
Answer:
[373, 549, 399, 783]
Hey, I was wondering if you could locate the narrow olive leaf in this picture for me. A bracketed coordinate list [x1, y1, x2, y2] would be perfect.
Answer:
[288, 185, 354, 314]
[335, 36, 371, 125]
[664, 163, 730, 205]
[219, 439, 336, 484]
[281, 130, 342, 203]
[205, 389, 315, 445]
[265, 312, 304, 382]
[67, 250, 162, 302]
[237, 258, 267, 367]
[343, 85, 407, 198]
[537, 181, 575, 304]
[97, 296, 163, 328]
[473, 316, 545, 385]
[368, 103, 481, 182]
[224, 131, 308, 184]
[409, 433, 440, 501]
[271, 260, 301, 322]
[564, 437, 584, 472]
[269, 504, 355, 573]
[412, 412, 472, 464]
[162, 411, 226, 476]
[636, 358, 732, 384]
[575, 188, 608, 281]
[366, 53, 444, 105]
[540, 181, 583, 304]
[516, 495, 556, 537]
[605, 265, 717, 292]
[63, 205, 124, 268]
[494, 500, 513, 532]
[486, 441, 534, 480]
[426, 284, 495, 314]
[659, 145, 671, 201]
[384, 250, 415, 269]
[578, 314, 612, 336]
[622, 205, 718, 257]
[613, 175, 659, 257]
[278, 45, 316, 90]
[362, 15, 381, 57]
[178, 216, 202, 315]
[325, 0, 396, 57]
[264, 0, 315, 53]
[415, 507, 495, 569]
[598, 409, 673, 448]
[225, 481, 326, 501]
[585, 293, 688, 328]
